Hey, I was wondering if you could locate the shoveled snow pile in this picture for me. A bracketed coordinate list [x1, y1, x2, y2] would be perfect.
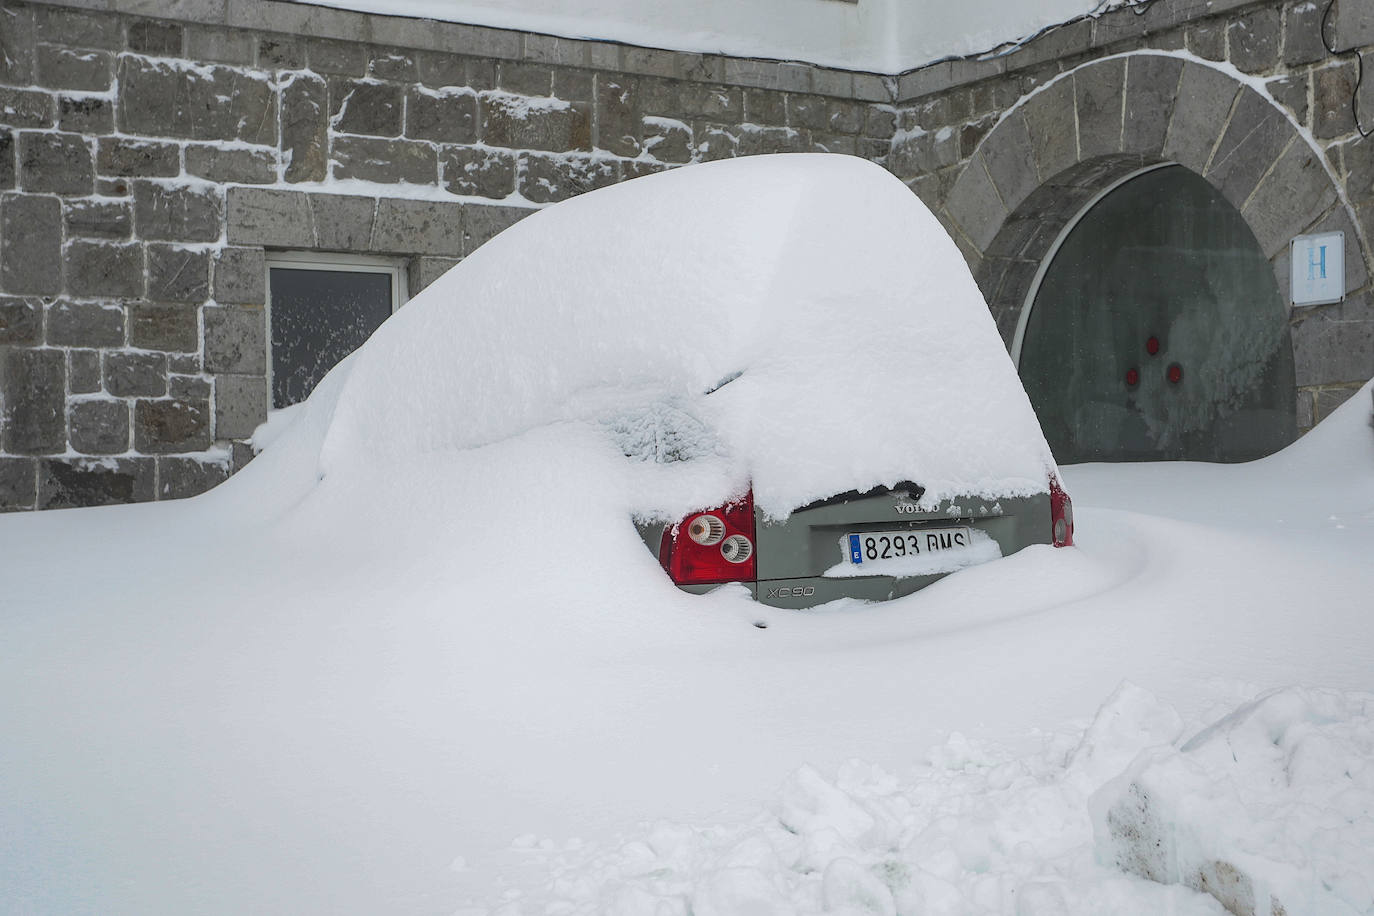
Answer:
[307, 153, 1056, 520]
[1095, 687, 1374, 916]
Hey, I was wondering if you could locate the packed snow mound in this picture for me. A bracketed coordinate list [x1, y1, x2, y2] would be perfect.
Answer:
[308, 154, 1055, 520]
[1094, 686, 1374, 915]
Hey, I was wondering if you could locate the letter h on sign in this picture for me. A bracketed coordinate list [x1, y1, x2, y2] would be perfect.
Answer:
[1290, 231, 1344, 307]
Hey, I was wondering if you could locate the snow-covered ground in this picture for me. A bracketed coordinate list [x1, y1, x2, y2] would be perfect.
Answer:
[2, 156, 1373, 916]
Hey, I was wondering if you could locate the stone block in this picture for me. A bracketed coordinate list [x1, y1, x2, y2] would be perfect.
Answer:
[372, 198, 464, 256]
[1315, 385, 1360, 422]
[127, 20, 183, 56]
[1331, 0, 1374, 48]
[441, 146, 516, 198]
[1164, 62, 1241, 174]
[226, 188, 313, 247]
[57, 96, 114, 134]
[0, 458, 36, 511]
[414, 49, 467, 87]
[0, 297, 42, 345]
[1266, 74, 1309, 128]
[1076, 59, 1125, 159]
[1292, 294, 1374, 386]
[1241, 141, 1338, 258]
[518, 153, 618, 204]
[524, 34, 590, 69]
[64, 241, 145, 299]
[887, 127, 957, 179]
[157, 456, 230, 500]
[407, 256, 459, 294]
[621, 46, 677, 79]
[231, 441, 255, 472]
[117, 57, 276, 145]
[19, 133, 93, 195]
[737, 125, 809, 156]
[307, 37, 367, 75]
[1284, 1, 1327, 66]
[1314, 62, 1358, 140]
[369, 51, 417, 82]
[553, 68, 594, 103]
[331, 79, 403, 136]
[461, 203, 533, 254]
[863, 106, 897, 140]
[134, 398, 211, 453]
[785, 95, 830, 132]
[96, 138, 179, 178]
[679, 81, 743, 124]
[980, 112, 1039, 213]
[596, 76, 641, 157]
[406, 88, 479, 143]
[169, 354, 200, 374]
[1184, 19, 1227, 61]
[46, 301, 124, 347]
[481, 94, 591, 152]
[147, 245, 210, 303]
[960, 118, 993, 159]
[812, 68, 855, 100]
[170, 376, 211, 400]
[307, 193, 376, 250]
[1296, 388, 1314, 429]
[64, 199, 132, 240]
[204, 307, 266, 375]
[497, 60, 553, 96]
[129, 304, 198, 352]
[1020, 76, 1077, 182]
[69, 398, 130, 454]
[214, 374, 267, 439]
[186, 26, 256, 66]
[105, 351, 167, 398]
[1228, 7, 1281, 74]
[944, 153, 1009, 252]
[33, 6, 121, 50]
[282, 73, 329, 184]
[68, 349, 101, 393]
[0, 4, 35, 86]
[1, 193, 61, 295]
[745, 89, 787, 126]
[0, 132, 13, 190]
[258, 36, 305, 70]
[38, 457, 154, 509]
[1, 348, 65, 454]
[1205, 88, 1296, 207]
[214, 247, 266, 305]
[185, 145, 276, 184]
[642, 117, 693, 164]
[695, 124, 738, 161]
[622, 160, 668, 181]
[36, 45, 113, 91]
[331, 136, 438, 183]
[0, 88, 53, 128]
[134, 183, 221, 242]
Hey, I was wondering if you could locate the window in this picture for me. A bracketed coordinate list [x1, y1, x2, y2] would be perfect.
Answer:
[266, 253, 408, 409]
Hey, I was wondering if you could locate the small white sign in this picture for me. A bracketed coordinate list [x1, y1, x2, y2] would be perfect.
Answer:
[1290, 231, 1344, 307]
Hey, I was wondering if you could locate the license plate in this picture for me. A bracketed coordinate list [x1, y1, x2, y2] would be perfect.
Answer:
[844, 527, 972, 565]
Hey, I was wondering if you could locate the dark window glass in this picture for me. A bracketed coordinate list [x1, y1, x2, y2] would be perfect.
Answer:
[1019, 166, 1296, 463]
[269, 267, 393, 408]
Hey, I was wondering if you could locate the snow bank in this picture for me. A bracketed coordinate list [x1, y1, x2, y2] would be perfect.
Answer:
[1093, 686, 1374, 916]
[303, 154, 1055, 520]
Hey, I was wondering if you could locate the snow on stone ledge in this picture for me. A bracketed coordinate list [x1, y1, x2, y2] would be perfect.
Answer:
[1092, 687, 1374, 916]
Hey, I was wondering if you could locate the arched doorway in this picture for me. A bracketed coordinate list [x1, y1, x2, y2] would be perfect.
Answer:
[1015, 165, 1296, 463]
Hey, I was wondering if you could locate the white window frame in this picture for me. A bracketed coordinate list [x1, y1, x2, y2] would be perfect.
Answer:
[264, 251, 410, 408]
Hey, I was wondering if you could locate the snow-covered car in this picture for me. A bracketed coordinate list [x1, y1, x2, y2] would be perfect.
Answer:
[307, 153, 1071, 608]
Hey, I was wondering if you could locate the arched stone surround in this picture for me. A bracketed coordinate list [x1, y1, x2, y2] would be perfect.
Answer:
[941, 52, 1369, 374]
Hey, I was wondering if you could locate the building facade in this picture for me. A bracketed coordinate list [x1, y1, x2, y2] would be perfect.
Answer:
[0, 0, 1371, 509]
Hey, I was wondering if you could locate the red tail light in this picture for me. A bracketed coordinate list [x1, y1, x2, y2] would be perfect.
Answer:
[660, 490, 757, 585]
[1050, 476, 1074, 547]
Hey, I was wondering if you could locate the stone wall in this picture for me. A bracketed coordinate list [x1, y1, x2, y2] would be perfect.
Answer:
[0, 0, 896, 511]
[1, 0, 1371, 512]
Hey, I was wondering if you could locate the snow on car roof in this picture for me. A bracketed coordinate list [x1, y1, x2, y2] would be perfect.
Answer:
[304, 154, 1056, 520]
